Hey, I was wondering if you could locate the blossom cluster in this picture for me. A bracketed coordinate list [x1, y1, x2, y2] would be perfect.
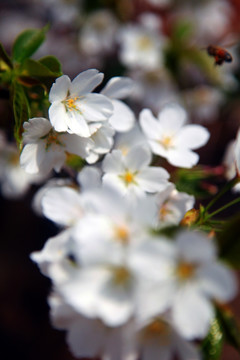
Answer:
[15, 68, 237, 359]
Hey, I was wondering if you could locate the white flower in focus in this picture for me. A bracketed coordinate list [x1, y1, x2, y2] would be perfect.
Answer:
[20, 117, 92, 176]
[140, 104, 210, 168]
[79, 10, 119, 57]
[86, 122, 115, 164]
[118, 22, 165, 70]
[154, 183, 195, 227]
[137, 231, 237, 339]
[102, 145, 170, 197]
[101, 77, 135, 132]
[48, 69, 113, 136]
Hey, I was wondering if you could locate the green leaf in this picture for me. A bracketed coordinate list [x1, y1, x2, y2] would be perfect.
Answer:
[12, 81, 30, 147]
[19, 58, 60, 89]
[12, 25, 49, 63]
[38, 55, 62, 75]
[0, 42, 13, 69]
[202, 317, 224, 360]
[65, 154, 85, 171]
[217, 305, 240, 352]
[216, 213, 240, 268]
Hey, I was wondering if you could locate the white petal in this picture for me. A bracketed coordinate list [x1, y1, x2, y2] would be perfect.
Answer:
[167, 149, 199, 168]
[66, 112, 91, 137]
[177, 125, 210, 150]
[49, 75, 71, 103]
[139, 109, 161, 140]
[49, 102, 69, 132]
[102, 150, 125, 174]
[109, 99, 135, 132]
[77, 166, 102, 190]
[102, 173, 127, 195]
[101, 77, 134, 99]
[158, 103, 187, 132]
[67, 317, 106, 358]
[64, 133, 92, 158]
[198, 263, 238, 302]
[142, 341, 171, 360]
[70, 69, 104, 96]
[173, 287, 214, 339]
[42, 187, 83, 226]
[174, 334, 201, 360]
[137, 167, 170, 192]
[80, 93, 113, 121]
[234, 129, 240, 174]
[23, 117, 52, 142]
[176, 231, 217, 263]
[124, 145, 151, 171]
[20, 143, 41, 174]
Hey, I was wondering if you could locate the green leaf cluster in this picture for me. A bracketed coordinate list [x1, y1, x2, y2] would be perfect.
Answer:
[0, 26, 62, 147]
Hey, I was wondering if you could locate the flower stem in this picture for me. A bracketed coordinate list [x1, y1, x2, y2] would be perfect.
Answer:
[205, 196, 240, 220]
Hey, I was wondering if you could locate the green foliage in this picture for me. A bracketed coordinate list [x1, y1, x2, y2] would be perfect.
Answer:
[174, 167, 217, 198]
[0, 43, 13, 69]
[12, 81, 30, 148]
[12, 25, 49, 63]
[38, 56, 62, 74]
[217, 305, 240, 353]
[202, 317, 224, 360]
[19, 58, 62, 89]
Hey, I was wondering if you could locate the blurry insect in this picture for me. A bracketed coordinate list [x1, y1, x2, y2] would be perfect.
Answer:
[206, 45, 232, 66]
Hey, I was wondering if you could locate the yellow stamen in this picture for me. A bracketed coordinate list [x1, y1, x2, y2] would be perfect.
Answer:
[114, 225, 129, 244]
[64, 96, 79, 112]
[176, 261, 195, 280]
[112, 266, 131, 285]
[160, 135, 173, 149]
[159, 204, 171, 220]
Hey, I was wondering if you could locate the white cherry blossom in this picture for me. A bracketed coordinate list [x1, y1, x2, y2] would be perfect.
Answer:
[48, 69, 113, 137]
[102, 145, 170, 198]
[136, 230, 237, 339]
[154, 183, 195, 227]
[101, 77, 135, 132]
[140, 104, 210, 168]
[20, 117, 93, 176]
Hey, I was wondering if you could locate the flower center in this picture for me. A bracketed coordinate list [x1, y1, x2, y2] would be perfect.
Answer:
[112, 266, 131, 285]
[114, 225, 129, 244]
[159, 204, 171, 220]
[160, 135, 174, 149]
[142, 318, 171, 345]
[64, 96, 80, 112]
[120, 170, 137, 186]
[176, 261, 196, 281]
[138, 35, 153, 51]
[42, 129, 65, 151]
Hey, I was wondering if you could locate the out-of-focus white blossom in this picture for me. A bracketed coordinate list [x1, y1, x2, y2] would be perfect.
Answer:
[114, 123, 150, 156]
[0, 132, 45, 198]
[117, 18, 166, 70]
[20, 117, 92, 175]
[48, 69, 113, 136]
[140, 104, 210, 168]
[102, 145, 170, 198]
[153, 183, 195, 227]
[79, 9, 119, 57]
[137, 230, 237, 339]
[101, 77, 135, 132]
